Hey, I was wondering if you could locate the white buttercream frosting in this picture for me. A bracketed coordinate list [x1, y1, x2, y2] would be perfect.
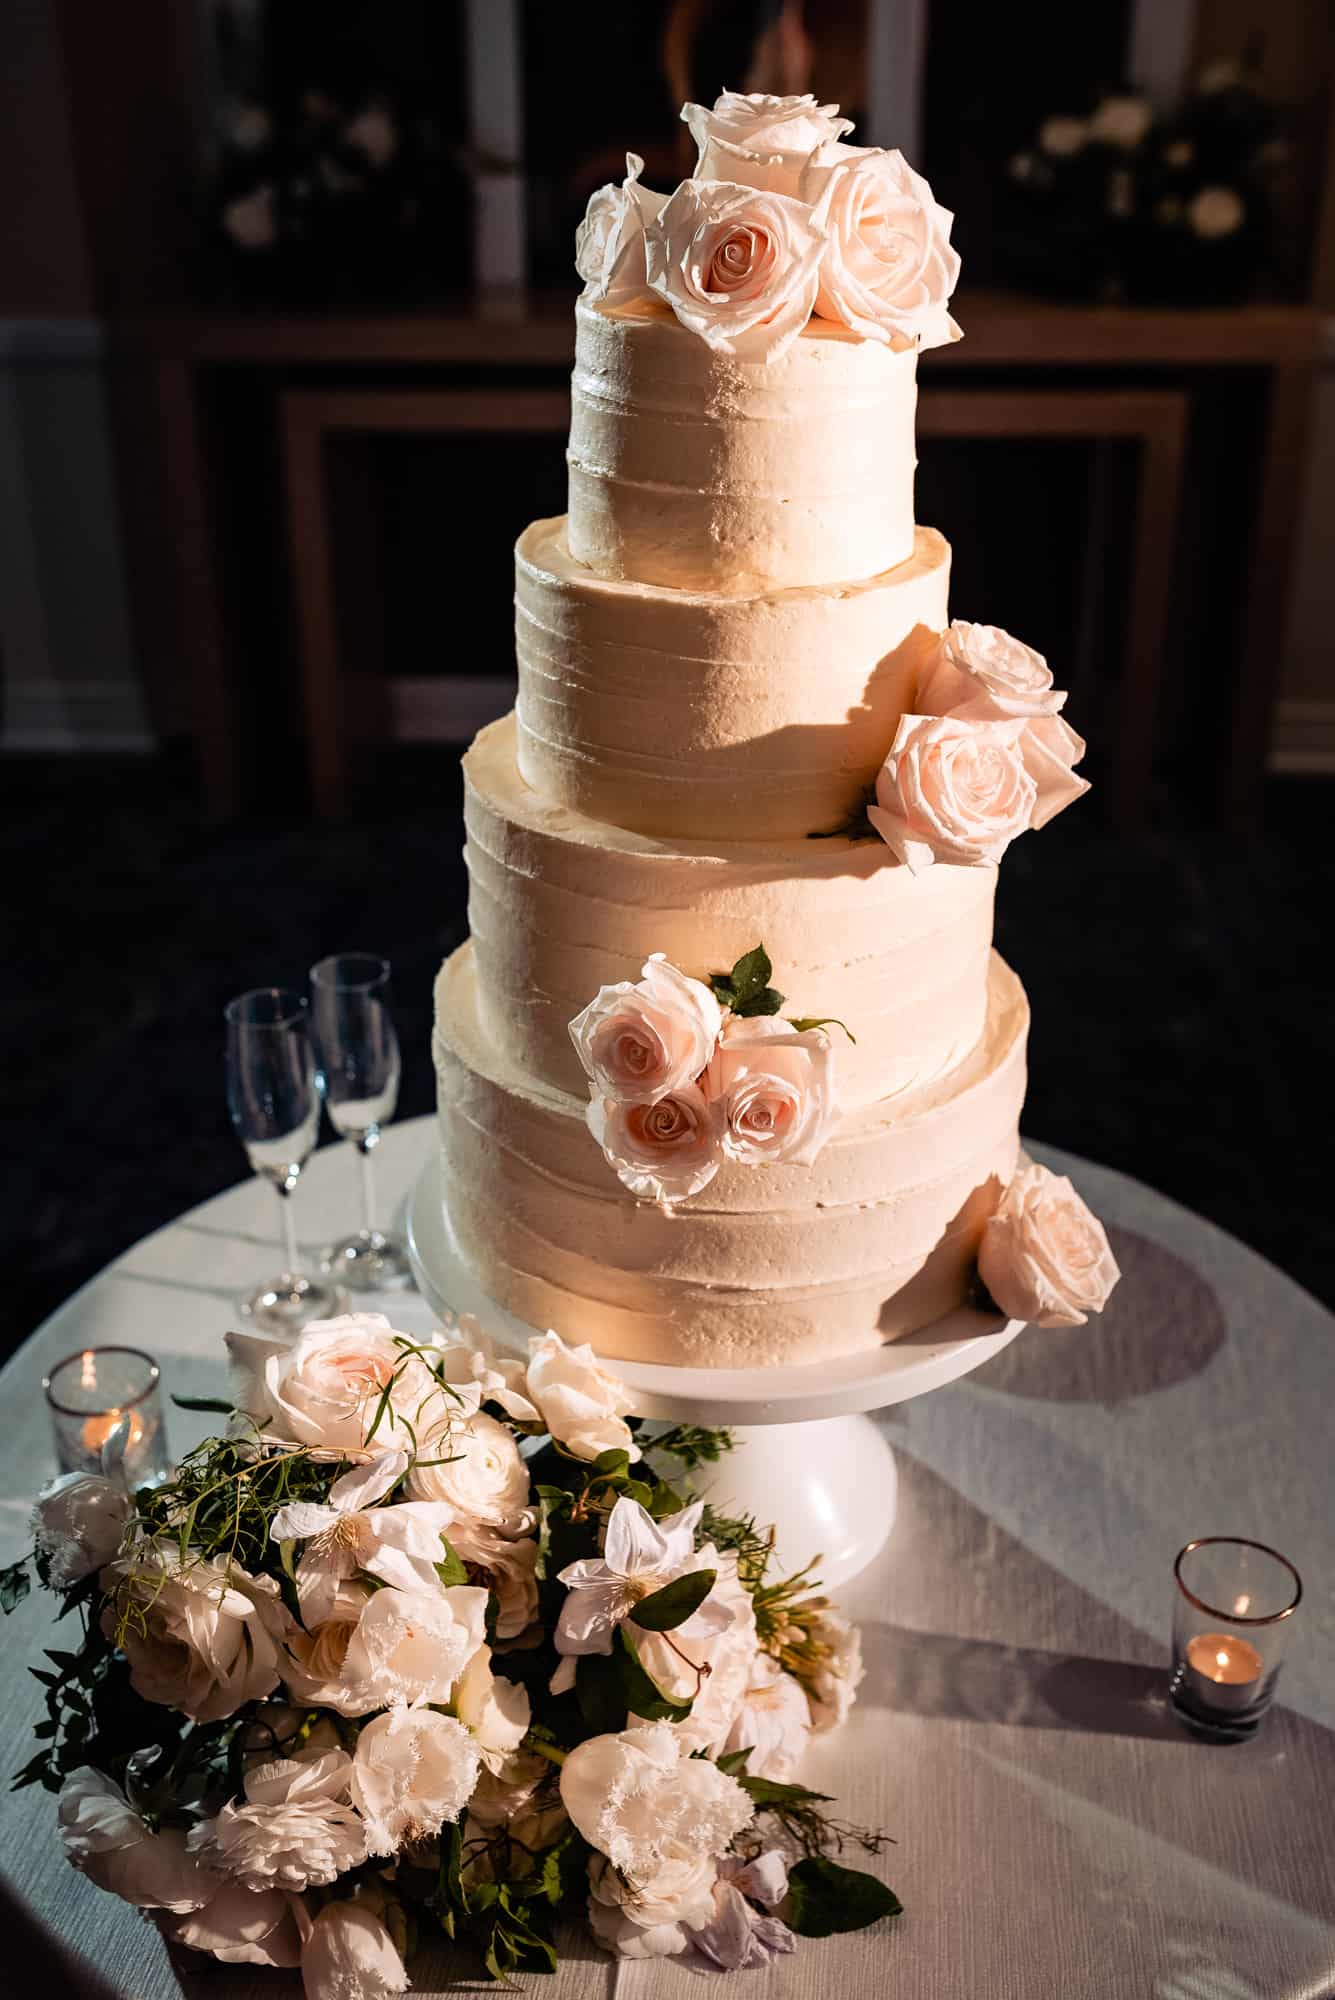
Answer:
[515, 517, 949, 840]
[433, 944, 1027, 1367]
[566, 299, 918, 593]
[463, 714, 996, 1116]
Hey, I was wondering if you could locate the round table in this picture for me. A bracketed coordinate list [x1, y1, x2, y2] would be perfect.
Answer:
[2, 1121, 1332, 1999]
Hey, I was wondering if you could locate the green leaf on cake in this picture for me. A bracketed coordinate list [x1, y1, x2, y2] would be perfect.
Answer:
[710, 944, 784, 1015]
[629, 1567, 716, 1632]
[734, 986, 786, 1017]
[785, 1857, 903, 1937]
[788, 1015, 858, 1044]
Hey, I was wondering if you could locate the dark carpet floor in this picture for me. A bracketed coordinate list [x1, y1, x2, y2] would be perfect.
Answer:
[6, 749, 1333, 1362]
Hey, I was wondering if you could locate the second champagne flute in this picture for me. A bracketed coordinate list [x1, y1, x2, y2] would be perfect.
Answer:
[310, 953, 413, 1290]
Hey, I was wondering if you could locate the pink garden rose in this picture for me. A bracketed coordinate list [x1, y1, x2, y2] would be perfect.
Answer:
[868, 713, 1036, 872]
[587, 1084, 719, 1203]
[682, 91, 852, 196]
[802, 144, 961, 349]
[915, 621, 1090, 830]
[978, 1160, 1121, 1327]
[706, 1016, 834, 1167]
[570, 954, 721, 1106]
[644, 179, 827, 362]
[575, 154, 666, 307]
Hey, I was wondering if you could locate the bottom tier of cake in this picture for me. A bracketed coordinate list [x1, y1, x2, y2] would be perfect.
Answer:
[432, 942, 1028, 1368]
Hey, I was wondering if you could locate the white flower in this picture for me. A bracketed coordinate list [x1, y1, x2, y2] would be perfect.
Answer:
[682, 91, 852, 196]
[351, 1707, 482, 1857]
[801, 144, 961, 350]
[802, 1603, 865, 1732]
[587, 1851, 717, 1959]
[1039, 116, 1088, 158]
[1188, 186, 1245, 240]
[223, 183, 276, 251]
[869, 713, 1037, 872]
[588, 1084, 720, 1203]
[722, 1652, 811, 1780]
[104, 1548, 290, 1723]
[1089, 94, 1152, 149]
[454, 1646, 532, 1771]
[978, 1160, 1121, 1327]
[188, 1749, 366, 1893]
[336, 1582, 490, 1713]
[570, 954, 722, 1106]
[278, 1579, 373, 1710]
[525, 1329, 639, 1463]
[58, 1769, 221, 1912]
[164, 1882, 309, 1967]
[301, 1898, 409, 1996]
[559, 1722, 753, 1881]
[706, 1016, 835, 1167]
[447, 1520, 540, 1641]
[575, 153, 667, 306]
[227, 1314, 444, 1455]
[553, 1497, 723, 1668]
[344, 102, 398, 169]
[405, 1408, 531, 1532]
[269, 1450, 455, 1625]
[644, 178, 827, 364]
[430, 1313, 539, 1423]
[32, 1472, 130, 1586]
[685, 1851, 796, 1972]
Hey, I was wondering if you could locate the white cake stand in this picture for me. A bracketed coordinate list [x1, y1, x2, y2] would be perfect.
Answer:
[406, 1157, 1022, 1586]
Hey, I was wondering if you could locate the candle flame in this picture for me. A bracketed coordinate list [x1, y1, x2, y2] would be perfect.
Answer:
[1215, 1650, 1229, 1669]
[80, 1349, 97, 1389]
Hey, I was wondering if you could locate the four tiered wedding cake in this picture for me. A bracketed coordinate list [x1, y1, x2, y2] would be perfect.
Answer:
[432, 92, 1119, 1368]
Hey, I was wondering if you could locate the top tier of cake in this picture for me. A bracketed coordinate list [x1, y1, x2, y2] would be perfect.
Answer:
[566, 298, 919, 595]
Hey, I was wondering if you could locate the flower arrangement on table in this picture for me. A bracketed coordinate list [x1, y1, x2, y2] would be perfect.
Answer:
[4, 1314, 898, 1993]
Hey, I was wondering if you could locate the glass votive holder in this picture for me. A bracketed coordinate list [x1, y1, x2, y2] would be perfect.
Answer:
[1169, 1537, 1302, 1741]
[42, 1347, 171, 1490]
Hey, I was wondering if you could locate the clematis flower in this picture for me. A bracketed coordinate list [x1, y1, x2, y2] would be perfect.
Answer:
[683, 1851, 796, 1972]
[269, 1450, 456, 1626]
[552, 1497, 727, 1680]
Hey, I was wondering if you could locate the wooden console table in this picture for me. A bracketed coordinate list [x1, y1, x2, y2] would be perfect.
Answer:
[123, 291, 1320, 829]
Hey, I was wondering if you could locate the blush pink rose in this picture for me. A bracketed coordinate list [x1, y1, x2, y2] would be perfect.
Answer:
[915, 621, 1090, 831]
[682, 91, 853, 196]
[868, 713, 1036, 872]
[575, 153, 666, 307]
[705, 1017, 834, 1167]
[644, 179, 827, 362]
[587, 1085, 719, 1203]
[570, 955, 722, 1106]
[978, 1160, 1121, 1327]
[802, 144, 961, 350]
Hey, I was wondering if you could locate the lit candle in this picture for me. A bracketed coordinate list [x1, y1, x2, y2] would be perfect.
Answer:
[81, 1408, 147, 1458]
[1182, 1632, 1264, 1714]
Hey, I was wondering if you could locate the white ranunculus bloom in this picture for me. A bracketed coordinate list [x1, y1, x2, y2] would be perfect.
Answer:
[454, 1646, 532, 1771]
[706, 1016, 835, 1168]
[103, 1548, 290, 1723]
[554, 1498, 722, 1669]
[227, 1314, 444, 1454]
[337, 1582, 490, 1713]
[163, 1881, 310, 1967]
[429, 1313, 539, 1424]
[588, 1084, 720, 1204]
[32, 1472, 130, 1586]
[57, 1769, 222, 1912]
[644, 179, 827, 364]
[1039, 116, 1088, 158]
[682, 91, 853, 196]
[302, 1897, 410, 1995]
[722, 1652, 811, 1780]
[351, 1707, 482, 1857]
[978, 1160, 1121, 1328]
[525, 1329, 639, 1463]
[575, 153, 667, 307]
[559, 1722, 753, 1881]
[447, 1520, 540, 1641]
[802, 1604, 866, 1731]
[405, 1408, 531, 1531]
[587, 1851, 717, 1959]
[270, 1450, 455, 1625]
[188, 1749, 366, 1893]
[868, 713, 1037, 872]
[570, 954, 722, 1107]
[801, 143, 961, 350]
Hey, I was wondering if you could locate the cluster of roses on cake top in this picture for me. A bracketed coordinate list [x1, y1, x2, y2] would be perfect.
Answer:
[7, 1312, 900, 1993]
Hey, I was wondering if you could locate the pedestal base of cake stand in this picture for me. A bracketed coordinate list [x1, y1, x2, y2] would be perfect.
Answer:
[405, 1156, 1022, 1587]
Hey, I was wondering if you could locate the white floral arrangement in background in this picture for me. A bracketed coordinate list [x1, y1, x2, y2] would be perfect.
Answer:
[576, 90, 961, 362]
[571, 945, 850, 1203]
[5, 1314, 896, 1993]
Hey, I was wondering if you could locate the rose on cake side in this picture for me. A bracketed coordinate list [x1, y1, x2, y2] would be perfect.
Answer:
[915, 621, 1091, 830]
[978, 1159, 1121, 1327]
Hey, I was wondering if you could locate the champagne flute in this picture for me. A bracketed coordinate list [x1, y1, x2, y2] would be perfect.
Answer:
[224, 988, 346, 1331]
[309, 953, 413, 1290]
